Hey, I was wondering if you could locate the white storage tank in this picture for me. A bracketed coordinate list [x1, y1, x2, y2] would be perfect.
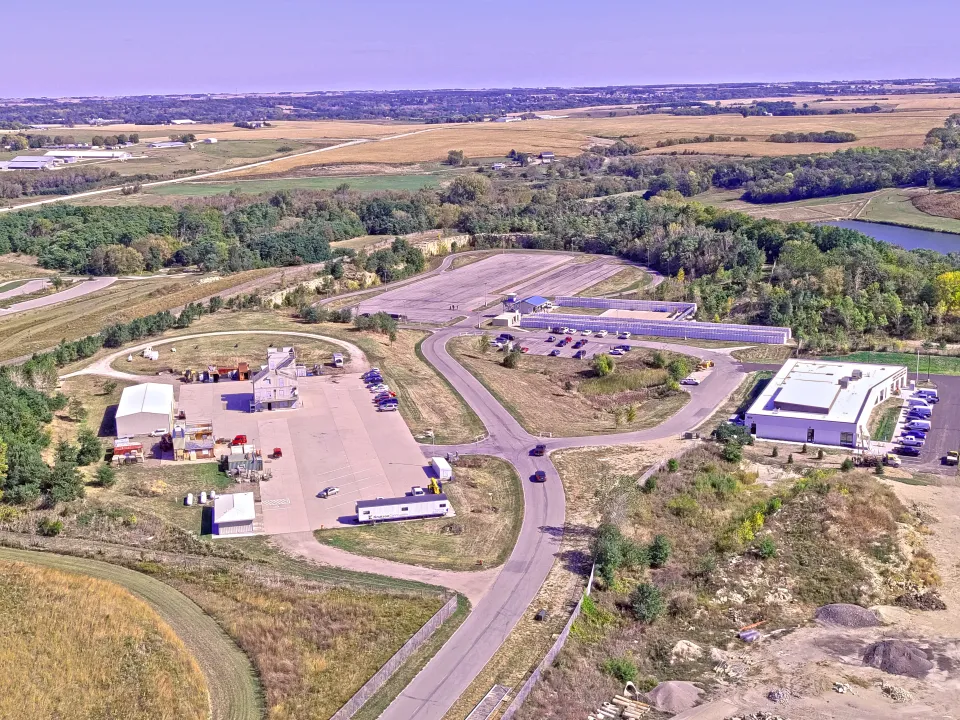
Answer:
[185, 493, 194, 506]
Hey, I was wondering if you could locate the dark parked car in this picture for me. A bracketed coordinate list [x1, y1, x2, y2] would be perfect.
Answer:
[895, 445, 921, 457]
[574, 350, 587, 359]
[533, 470, 547, 482]
[531, 444, 546, 456]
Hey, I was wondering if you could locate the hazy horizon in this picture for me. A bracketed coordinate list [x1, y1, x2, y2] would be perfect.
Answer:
[3, 0, 959, 98]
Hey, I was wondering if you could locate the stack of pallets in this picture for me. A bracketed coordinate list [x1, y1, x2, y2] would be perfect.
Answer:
[587, 694, 650, 719]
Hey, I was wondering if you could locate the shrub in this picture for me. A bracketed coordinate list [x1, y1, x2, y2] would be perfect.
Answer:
[650, 351, 666, 368]
[642, 474, 657, 494]
[817, 448, 825, 460]
[874, 458, 884, 475]
[592, 353, 615, 377]
[666, 494, 698, 518]
[668, 591, 697, 618]
[37, 517, 63, 537]
[722, 441, 743, 463]
[502, 349, 521, 369]
[666, 359, 690, 381]
[95, 465, 117, 488]
[714, 423, 753, 445]
[601, 656, 638, 684]
[771, 445, 779, 457]
[666, 458, 679, 473]
[631, 583, 665, 623]
[757, 537, 778, 559]
[840, 458, 854, 472]
[787, 453, 794, 464]
[766, 496, 782, 513]
[801, 443, 808, 454]
[649, 534, 672, 568]
[594, 523, 647, 586]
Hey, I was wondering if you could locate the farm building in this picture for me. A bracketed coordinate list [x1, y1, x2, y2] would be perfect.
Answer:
[251, 347, 305, 412]
[5, 156, 64, 170]
[148, 141, 186, 148]
[115, 383, 175, 437]
[212, 492, 256, 536]
[517, 295, 551, 314]
[170, 119, 198, 124]
[745, 359, 908, 448]
[356, 494, 453, 523]
[44, 149, 132, 160]
[539, 151, 555, 163]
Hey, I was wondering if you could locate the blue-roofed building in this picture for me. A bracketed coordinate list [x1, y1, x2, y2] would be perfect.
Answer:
[518, 295, 551, 314]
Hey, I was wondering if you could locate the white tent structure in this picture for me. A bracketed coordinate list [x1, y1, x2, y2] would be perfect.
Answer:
[115, 383, 174, 437]
[213, 492, 256, 536]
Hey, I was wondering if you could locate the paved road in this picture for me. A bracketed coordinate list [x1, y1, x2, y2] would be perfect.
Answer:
[0, 130, 433, 213]
[0, 277, 117, 315]
[61, 329, 369, 382]
[377, 323, 746, 720]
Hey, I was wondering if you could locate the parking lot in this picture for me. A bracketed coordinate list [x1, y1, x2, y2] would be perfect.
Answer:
[504, 258, 624, 298]
[178, 374, 433, 532]
[355, 253, 570, 323]
[885, 376, 960, 475]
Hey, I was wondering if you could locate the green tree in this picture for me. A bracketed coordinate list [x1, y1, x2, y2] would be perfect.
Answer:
[67, 397, 87, 422]
[444, 174, 490, 204]
[502, 349, 521, 369]
[76, 427, 103, 466]
[631, 583, 665, 623]
[592, 353, 615, 377]
[666, 358, 690, 382]
[330, 260, 345, 280]
[446, 150, 466, 166]
[722, 441, 743, 463]
[649, 534, 672, 568]
[96, 464, 117, 488]
[44, 455, 84, 503]
[601, 656, 637, 684]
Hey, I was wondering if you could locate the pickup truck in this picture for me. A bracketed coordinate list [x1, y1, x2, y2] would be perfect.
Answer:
[946, 450, 959, 466]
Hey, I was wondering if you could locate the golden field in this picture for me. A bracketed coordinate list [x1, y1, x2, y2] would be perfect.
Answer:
[0, 559, 208, 720]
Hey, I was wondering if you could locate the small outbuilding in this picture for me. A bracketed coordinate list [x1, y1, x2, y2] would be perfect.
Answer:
[115, 383, 175, 437]
[518, 295, 551, 315]
[492, 311, 521, 327]
[213, 492, 256, 536]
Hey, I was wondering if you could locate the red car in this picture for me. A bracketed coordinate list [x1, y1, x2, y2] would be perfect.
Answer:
[231, 434, 248, 446]
[271, 447, 283, 459]
[533, 470, 547, 482]
[520, 347, 530, 353]
[564, 336, 573, 343]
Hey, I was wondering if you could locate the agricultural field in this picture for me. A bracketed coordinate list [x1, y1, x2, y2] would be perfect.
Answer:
[449, 337, 691, 436]
[913, 189, 960, 221]
[858, 188, 960, 233]
[315, 456, 522, 571]
[0, 550, 236, 720]
[0, 270, 276, 362]
[114, 333, 344, 375]
[145, 173, 444, 198]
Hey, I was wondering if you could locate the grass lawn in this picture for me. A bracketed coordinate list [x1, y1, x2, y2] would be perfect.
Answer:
[859, 188, 960, 234]
[0, 557, 210, 720]
[147, 173, 443, 197]
[331, 234, 393, 251]
[0, 279, 29, 293]
[730, 345, 794, 363]
[316, 456, 521, 570]
[577, 265, 651, 297]
[824, 351, 960, 375]
[112, 332, 344, 375]
[869, 397, 903, 443]
[449, 337, 692, 436]
[191, 139, 315, 160]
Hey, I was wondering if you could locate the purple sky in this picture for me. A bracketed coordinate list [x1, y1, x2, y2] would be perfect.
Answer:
[5, 0, 960, 97]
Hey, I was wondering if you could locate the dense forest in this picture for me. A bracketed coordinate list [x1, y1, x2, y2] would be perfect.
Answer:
[2, 80, 958, 125]
[767, 131, 857, 143]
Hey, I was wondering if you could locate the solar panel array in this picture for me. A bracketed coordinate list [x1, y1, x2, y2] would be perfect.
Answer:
[520, 313, 792, 344]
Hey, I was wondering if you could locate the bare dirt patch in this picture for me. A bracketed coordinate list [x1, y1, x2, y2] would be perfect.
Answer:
[912, 190, 960, 221]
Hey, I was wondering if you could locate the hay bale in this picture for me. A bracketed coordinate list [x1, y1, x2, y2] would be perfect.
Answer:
[814, 603, 881, 628]
[863, 639, 933, 678]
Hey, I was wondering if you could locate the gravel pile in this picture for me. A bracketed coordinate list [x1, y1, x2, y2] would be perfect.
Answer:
[863, 639, 933, 678]
[645, 681, 703, 713]
[814, 603, 881, 628]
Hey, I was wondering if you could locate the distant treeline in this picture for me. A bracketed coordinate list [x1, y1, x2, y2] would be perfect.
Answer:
[767, 131, 858, 143]
[655, 135, 748, 147]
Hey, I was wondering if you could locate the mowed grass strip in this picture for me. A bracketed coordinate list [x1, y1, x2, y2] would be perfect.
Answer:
[824, 351, 960, 375]
[0, 547, 260, 720]
[0, 558, 210, 720]
[147, 173, 443, 197]
[869, 397, 902, 443]
[315, 456, 522, 571]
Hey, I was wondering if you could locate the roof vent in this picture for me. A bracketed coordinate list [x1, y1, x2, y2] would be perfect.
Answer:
[852, 369, 863, 380]
[839, 378, 849, 389]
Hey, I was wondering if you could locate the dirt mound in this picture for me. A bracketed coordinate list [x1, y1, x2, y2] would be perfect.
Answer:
[895, 590, 947, 611]
[815, 603, 881, 628]
[645, 681, 703, 713]
[863, 639, 933, 678]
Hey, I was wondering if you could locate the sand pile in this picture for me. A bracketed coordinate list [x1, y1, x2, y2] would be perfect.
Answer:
[815, 603, 881, 628]
[645, 681, 703, 713]
[863, 639, 933, 678]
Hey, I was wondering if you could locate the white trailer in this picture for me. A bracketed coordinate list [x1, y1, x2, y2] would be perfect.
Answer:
[356, 494, 453, 523]
[431, 456, 453, 481]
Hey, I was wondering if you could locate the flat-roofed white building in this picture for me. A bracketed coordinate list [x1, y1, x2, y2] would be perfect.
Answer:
[44, 150, 132, 160]
[115, 382, 175, 437]
[745, 359, 908, 448]
[213, 492, 256, 536]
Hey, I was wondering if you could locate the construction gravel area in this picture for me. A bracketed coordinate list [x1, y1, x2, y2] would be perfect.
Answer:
[354, 253, 570, 323]
[504, 258, 624, 299]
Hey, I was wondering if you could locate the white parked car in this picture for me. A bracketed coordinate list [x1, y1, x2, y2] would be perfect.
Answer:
[596, 330, 608, 337]
[618, 331, 631, 339]
[369, 384, 389, 393]
[149, 428, 167, 437]
[610, 348, 624, 356]
[581, 329, 591, 336]
[680, 377, 700, 386]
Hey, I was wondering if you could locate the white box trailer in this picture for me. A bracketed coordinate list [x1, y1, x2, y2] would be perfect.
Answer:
[431, 456, 453, 480]
[356, 494, 453, 523]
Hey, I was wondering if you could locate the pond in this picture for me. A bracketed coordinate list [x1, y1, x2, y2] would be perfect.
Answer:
[822, 220, 960, 254]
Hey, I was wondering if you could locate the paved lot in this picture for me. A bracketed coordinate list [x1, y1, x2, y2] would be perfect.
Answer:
[355, 253, 570, 322]
[599, 308, 674, 320]
[889, 376, 960, 475]
[178, 374, 431, 532]
[505, 258, 623, 298]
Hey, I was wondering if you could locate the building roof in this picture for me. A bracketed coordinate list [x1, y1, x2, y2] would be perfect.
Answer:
[521, 295, 550, 306]
[747, 359, 906, 425]
[214, 492, 256, 524]
[116, 383, 174, 418]
[356, 493, 448, 510]
[44, 150, 131, 159]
